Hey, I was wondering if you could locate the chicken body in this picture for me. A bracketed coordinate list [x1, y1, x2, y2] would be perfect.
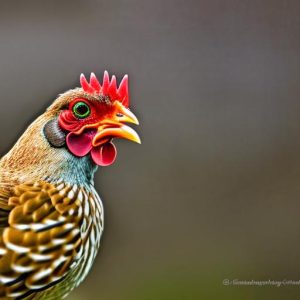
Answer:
[0, 72, 139, 299]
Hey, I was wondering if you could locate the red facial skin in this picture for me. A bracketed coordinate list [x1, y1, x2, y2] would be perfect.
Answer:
[58, 98, 118, 166]
[58, 97, 140, 166]
[59, 98, 116, 134]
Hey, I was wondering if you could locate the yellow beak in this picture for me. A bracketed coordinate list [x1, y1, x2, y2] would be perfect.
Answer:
[92, 105, 141, 147]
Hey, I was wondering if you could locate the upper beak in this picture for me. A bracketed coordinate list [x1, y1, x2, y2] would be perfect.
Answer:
[117, 103, 139, 125]
[92, 105, 141, 147]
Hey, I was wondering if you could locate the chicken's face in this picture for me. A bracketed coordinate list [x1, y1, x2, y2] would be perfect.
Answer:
[44, 71, 140, 167]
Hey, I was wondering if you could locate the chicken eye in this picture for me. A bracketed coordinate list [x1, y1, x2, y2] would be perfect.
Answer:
[73, 102, 91, 119]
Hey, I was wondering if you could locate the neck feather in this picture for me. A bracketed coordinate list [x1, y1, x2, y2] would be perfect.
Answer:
[0, 113, 97, 186]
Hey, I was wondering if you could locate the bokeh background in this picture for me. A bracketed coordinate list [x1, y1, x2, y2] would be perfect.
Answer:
[0, 0, 300, 299]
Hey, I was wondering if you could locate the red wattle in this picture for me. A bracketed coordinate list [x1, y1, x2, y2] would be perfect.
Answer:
[91, 142, 117, 166]
[66, 132, 93, 157]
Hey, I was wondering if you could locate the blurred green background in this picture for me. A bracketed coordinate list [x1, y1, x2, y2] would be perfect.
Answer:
[0, 0, 300, 299]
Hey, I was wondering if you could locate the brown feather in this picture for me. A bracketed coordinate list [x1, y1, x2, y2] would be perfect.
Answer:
[0, 180, 103, 299]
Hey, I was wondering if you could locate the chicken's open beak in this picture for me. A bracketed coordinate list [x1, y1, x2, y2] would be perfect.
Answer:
[92, 104, 141, 147]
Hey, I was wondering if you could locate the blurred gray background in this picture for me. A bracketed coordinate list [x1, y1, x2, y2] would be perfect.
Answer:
[0, 0, 300, 299]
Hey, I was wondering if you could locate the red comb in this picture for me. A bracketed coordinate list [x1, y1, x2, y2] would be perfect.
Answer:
[80, 71, 129, 107]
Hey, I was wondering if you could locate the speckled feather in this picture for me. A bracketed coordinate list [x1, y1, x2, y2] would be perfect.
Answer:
[0, 181, 103, 299]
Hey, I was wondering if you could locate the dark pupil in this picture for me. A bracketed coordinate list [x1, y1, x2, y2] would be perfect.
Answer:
[76, 104, 88, 115]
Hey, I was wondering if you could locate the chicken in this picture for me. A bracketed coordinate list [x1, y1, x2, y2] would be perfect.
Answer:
[0, 71, 140, 299]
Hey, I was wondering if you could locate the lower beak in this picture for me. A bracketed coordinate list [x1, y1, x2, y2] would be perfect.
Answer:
[92, 122, 141, 147]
